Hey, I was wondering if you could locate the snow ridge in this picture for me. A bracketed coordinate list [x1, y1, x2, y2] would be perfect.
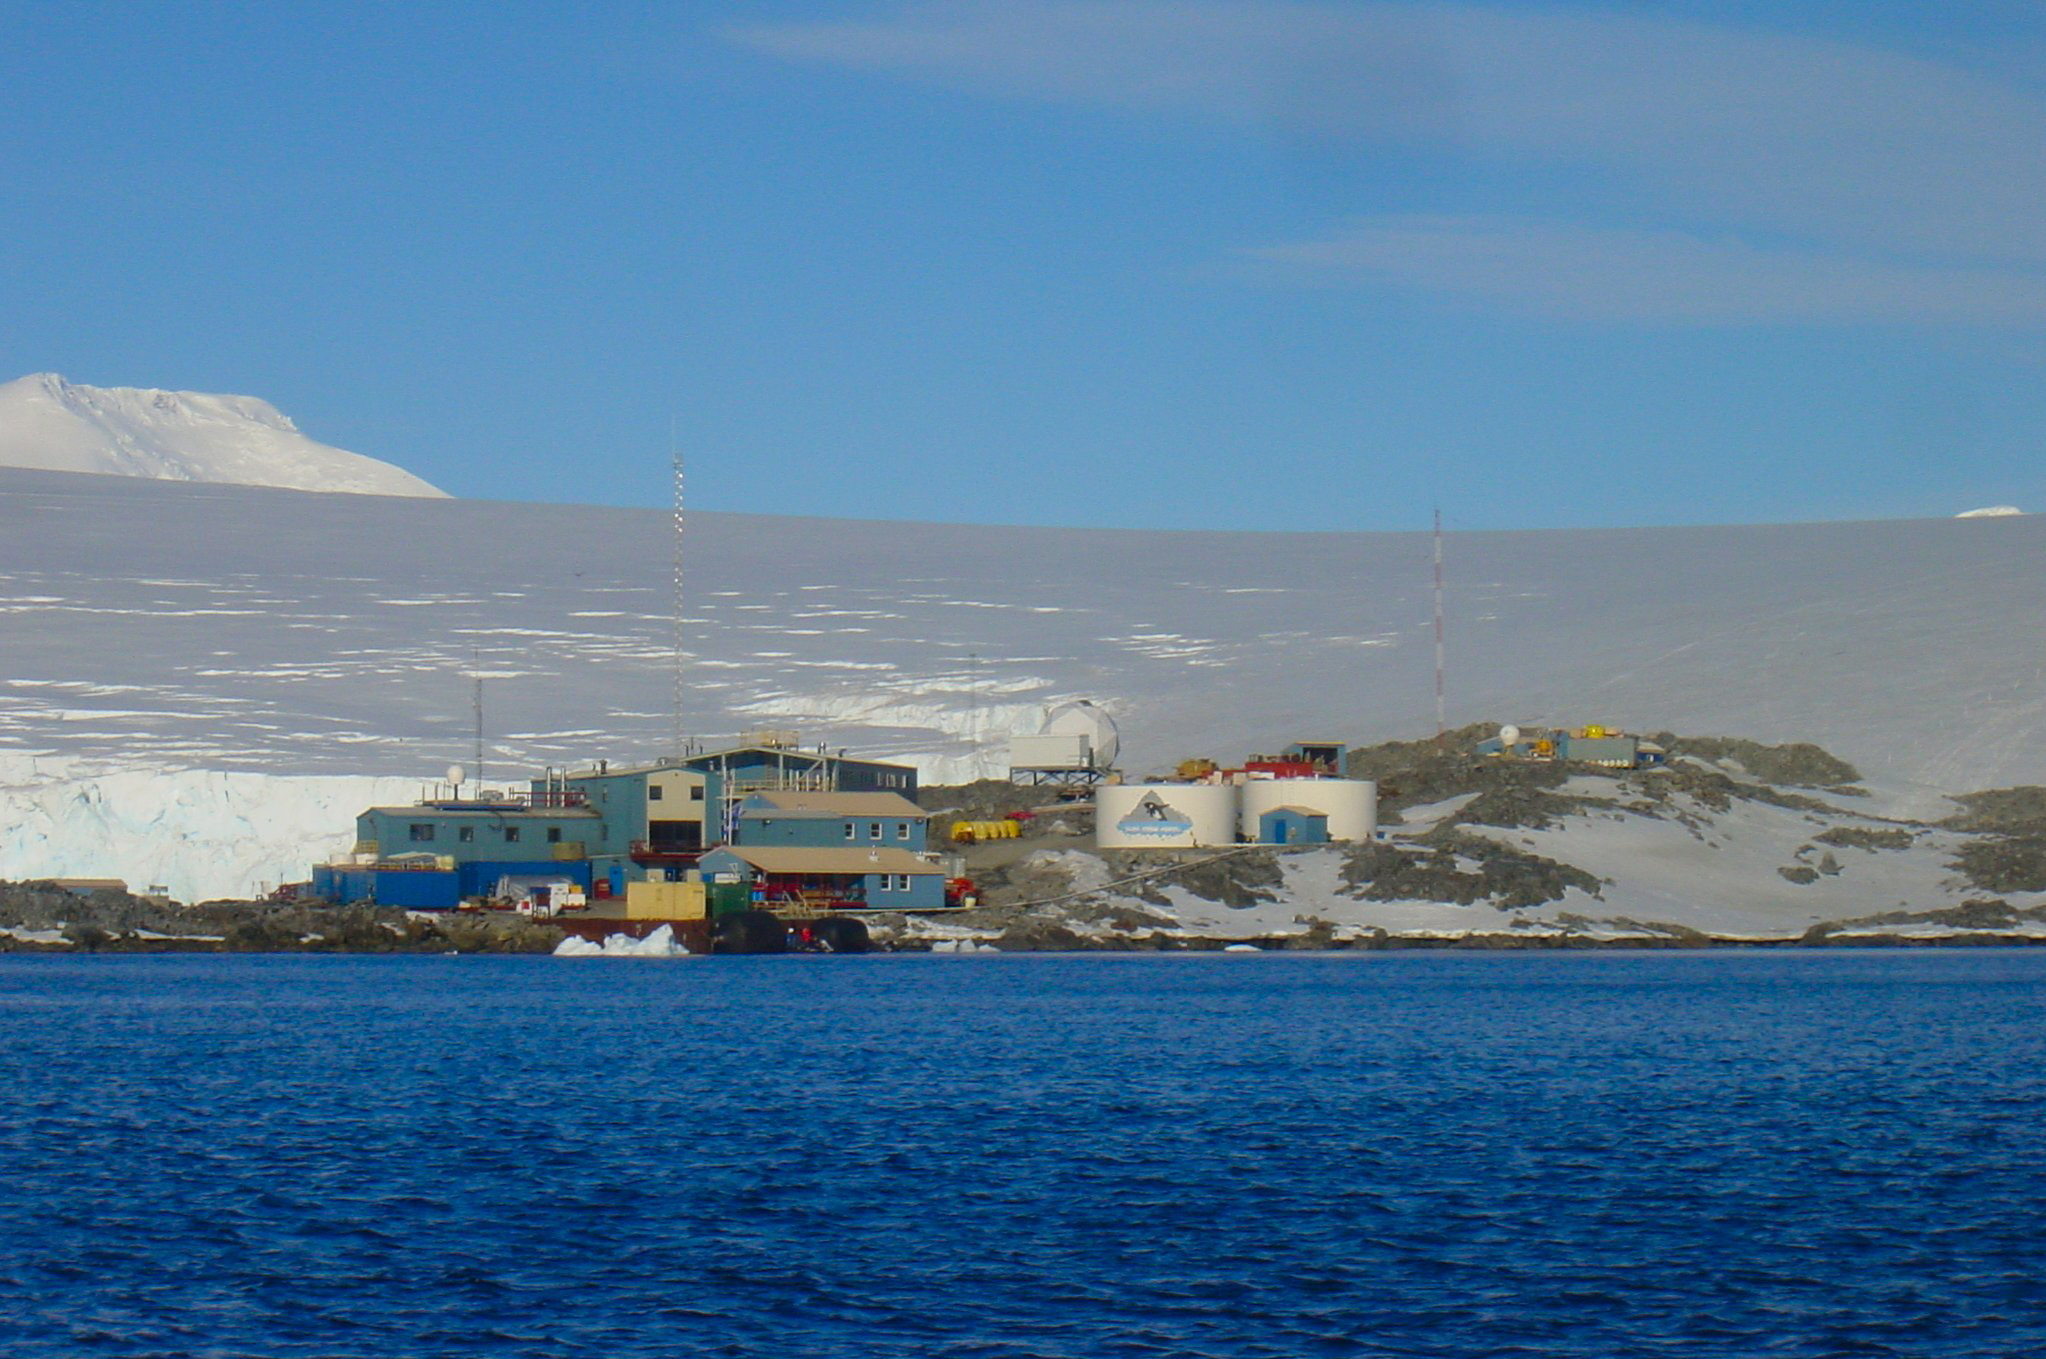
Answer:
[0, 374, 445, 498]
[1, 467, 2045, 899]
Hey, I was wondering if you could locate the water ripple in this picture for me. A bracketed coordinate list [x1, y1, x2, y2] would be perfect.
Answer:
[1, 952, 2044, 1356]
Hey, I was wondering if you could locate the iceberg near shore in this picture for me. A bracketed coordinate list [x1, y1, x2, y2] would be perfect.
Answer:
[552, 925, 691, 958]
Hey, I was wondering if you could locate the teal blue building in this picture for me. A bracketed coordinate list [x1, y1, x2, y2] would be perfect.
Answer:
[735, 791, 929, 850]
[1257, 805, 1330, 846]
[311, 736, 925, 909]
[538, 760, 719, 899]
[698, 843, 949, 913]
[312, 798, 603, 907]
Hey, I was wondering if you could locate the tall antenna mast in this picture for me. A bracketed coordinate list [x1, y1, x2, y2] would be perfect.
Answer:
[1433, 507, 1446, 744]
[968, 651, 980, 761]
[472, 645, 485, 791]
[671, 422, 686, 756]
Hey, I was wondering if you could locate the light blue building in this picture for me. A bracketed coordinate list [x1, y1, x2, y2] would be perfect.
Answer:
[1257, 805, 1330, 846]
[310, 734, 925, 909]
[698, 844, 950, 913]
[735, 791, 929, 851]
[313, 798, 603, 908]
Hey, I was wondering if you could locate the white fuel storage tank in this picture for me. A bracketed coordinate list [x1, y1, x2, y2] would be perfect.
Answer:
[1239, 779, 1377, 843]
[1096, 783, 1239, 849]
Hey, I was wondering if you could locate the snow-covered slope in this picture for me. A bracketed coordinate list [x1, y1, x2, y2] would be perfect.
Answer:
[907, 771, 2044, 948]
[0, 374, 445, 497]
[0, 465, 2043, 898]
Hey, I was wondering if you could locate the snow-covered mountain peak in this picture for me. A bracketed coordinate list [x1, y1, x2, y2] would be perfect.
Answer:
[0, 373, 446, 498]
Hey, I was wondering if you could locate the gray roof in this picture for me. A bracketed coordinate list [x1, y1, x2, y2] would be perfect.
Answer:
[742, 791, 926, 818]
[705, 845, 943, 876]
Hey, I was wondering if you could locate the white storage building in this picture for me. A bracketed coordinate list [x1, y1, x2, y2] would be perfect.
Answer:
[1095, 783, 1239, 849]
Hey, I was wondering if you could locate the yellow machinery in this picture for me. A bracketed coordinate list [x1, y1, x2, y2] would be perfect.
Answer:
[951, 819, 1022, 843]
[1175, 758, 1217, 781]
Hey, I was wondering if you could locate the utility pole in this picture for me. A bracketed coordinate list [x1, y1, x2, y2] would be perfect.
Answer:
[1433, 508, 1446, 745]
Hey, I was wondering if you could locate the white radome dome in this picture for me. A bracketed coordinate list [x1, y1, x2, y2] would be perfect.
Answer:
[1043, 700, 1119, 768]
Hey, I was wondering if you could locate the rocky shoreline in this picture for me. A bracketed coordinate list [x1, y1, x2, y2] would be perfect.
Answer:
[11, 732, 2046, 956]
[4, 878, 2044, 956]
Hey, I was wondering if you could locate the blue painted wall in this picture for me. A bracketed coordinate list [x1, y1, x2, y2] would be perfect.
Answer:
[697, 848, 946, 911]
[863, 870, 946, 910]
[1258, 808, 1329, 846]
[558, 773, 644, 858]
[358, 807, 598, 864]
[736, 803, 927, 850]
[311, 859, 589, 907]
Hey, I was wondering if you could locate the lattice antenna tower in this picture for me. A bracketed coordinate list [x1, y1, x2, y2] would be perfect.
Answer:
[671, 431, 687, 756]
[472, 645, 484, 791]
[968, 651, 981, 755]
[1433, 507, 1446, 744]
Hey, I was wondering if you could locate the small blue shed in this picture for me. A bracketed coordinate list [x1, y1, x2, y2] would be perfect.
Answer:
[1258, 806, 1329, 846]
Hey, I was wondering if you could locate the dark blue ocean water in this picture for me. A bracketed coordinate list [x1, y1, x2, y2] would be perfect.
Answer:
[3, 951, 2045, 1359]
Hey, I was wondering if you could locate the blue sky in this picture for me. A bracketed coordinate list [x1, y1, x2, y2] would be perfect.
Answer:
[3, 0, 2043, 531]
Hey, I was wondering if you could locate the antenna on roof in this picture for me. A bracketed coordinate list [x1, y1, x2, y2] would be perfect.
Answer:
[671, 419, 686, 757]
[1433, 507, 1446, 745]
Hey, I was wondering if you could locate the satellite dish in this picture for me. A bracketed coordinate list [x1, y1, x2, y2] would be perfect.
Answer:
[447, 763, 467, 789]
[1499, 725, 1521, 746]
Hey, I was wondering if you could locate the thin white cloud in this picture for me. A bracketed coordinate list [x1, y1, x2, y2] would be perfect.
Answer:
[735, 1, 2046, 322]
[1252, 217, 2046, 324]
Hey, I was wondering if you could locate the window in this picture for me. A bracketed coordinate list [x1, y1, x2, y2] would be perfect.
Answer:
[649, 785, 663, 802]
[408, 823, 435, 842]
[690, 786, 704, 802]
[895, 874, 912, 891]
[869, 822, 882, 840]
[896, 822, 910, 840]
[844, 822, 856, 840]
[458, 827, 474, 843]
[504, 826, 521, 843]
[547, 827, 562, 843]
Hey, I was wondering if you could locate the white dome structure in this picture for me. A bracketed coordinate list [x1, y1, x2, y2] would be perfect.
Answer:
[1042, 701, 1119, 768]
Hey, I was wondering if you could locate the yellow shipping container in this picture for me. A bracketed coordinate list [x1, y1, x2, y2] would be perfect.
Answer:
[623, 879, 707, 921]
